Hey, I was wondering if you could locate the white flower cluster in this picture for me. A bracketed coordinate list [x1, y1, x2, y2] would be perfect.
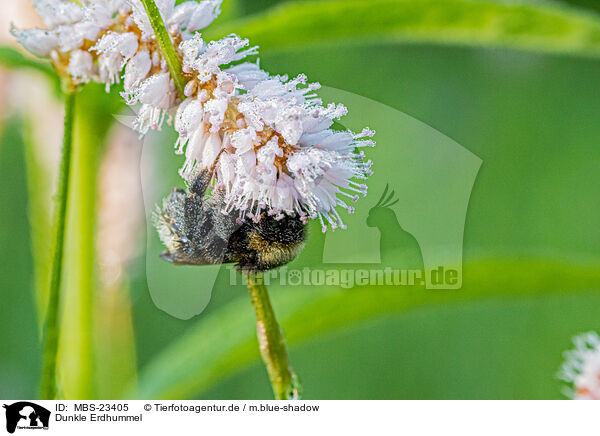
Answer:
[13, 0, 375, 232]
[559, 332, 600, 400]
[174, 34, 374, 230]
[12, 0, 222, 133]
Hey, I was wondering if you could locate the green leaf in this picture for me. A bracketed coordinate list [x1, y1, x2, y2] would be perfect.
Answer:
[203, 0, 600, 57]
[131, 259, 600, 399]
[0, 46, 61, 92]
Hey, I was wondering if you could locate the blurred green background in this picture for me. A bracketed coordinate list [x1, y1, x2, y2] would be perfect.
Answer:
[1, 0, 600, 399]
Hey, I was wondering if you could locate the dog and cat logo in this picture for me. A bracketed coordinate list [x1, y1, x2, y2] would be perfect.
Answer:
[2, 402, 50, 433]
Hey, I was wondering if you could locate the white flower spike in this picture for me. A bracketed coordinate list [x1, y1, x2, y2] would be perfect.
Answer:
[174, 34, 374, 232]
[12, 0, 222, 133]
[15, 0, 375, 232]
[560, 331, 600, 400]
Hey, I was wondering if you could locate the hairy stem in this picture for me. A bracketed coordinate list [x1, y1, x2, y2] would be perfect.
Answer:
[40, 91, 76, 400]
[139, 0, 186, 99]
[246, 273, 300, 400]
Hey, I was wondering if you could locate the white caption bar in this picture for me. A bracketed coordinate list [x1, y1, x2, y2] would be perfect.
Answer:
[0, 400, 593, 435]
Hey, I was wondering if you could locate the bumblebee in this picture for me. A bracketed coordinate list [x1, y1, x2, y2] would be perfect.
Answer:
[154, 167, 307, 272]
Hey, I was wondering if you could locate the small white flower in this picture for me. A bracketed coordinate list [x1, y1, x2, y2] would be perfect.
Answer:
[180, 123, 208, 179]
[560, 332, 600, 400]
[167, 0, 223, 34]
[203, 97, 229, 133]
[68, 49, 95, 83]
[229, 128, 257, 154]
[123, 72, 177, 134]
[174, 99, 205, 151]
[124, 50, 152, 91]
[181, 34, 258, 83]
[13, 0, 124, 57]
[91, 31, 139, 90]
[13, 0, 133, 85]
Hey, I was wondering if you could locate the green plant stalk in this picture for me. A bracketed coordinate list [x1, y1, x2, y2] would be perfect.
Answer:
[57, 91, 102, 399]
[40, 91, 76, 400]
[139, 0, 186, 99]
[246, 273, 299, 400]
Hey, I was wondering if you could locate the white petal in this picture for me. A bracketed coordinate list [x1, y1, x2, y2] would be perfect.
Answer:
[230, 128, 256, 154]
[92, 32, 138, 60]
[218, 151, 235, 186]
[256, 137, 281, 166]
[84, 2, 113, 28]
[202, 133, 222, 167]
[204, 97, 228, 132]
[117, 33, 139, 59]
[181, 34, 257, 81]
[179, 126, 207, 178]
[155, 0, 176, 18]
[129, 0, 175, 37]
[186, 127, 207, 162]
[57, 20, 102, 52]
[133, 104, 165, 134]
[10, 25, 58, 57]
[226, 62, 268, 90]
[33, 0, 84, 28]
[175, 99, 204, 137]
[137, 73, 173, 107]
[128, 0, 154, 37]
[236, 149, 256, 173]
[123, 50, 151, 91]
[68, 49, 95, 83]
[168, 0, 222, 32]
[97, 51, 123, 88]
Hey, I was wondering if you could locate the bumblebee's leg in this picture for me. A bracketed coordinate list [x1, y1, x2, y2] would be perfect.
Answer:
[188, 168, 212, 197]
[188, 149, 225, 197]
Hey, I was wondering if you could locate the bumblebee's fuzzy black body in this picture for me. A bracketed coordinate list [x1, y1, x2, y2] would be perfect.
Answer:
[154, 168, 307, 272]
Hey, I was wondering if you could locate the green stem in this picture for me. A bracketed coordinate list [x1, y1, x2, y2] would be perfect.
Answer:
[58, 87, 101, 399]
[139, 0, 186, 99]
[246, 273, 300, 400]
[40, 91, 76, 400]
